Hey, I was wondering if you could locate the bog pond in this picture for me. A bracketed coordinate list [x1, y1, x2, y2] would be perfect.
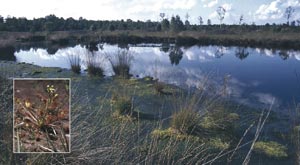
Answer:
[1, 42, 300, 164]
[3, 43, 300, 111]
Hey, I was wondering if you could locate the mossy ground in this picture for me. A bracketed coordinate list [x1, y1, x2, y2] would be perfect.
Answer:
[254, 141, 288, 159]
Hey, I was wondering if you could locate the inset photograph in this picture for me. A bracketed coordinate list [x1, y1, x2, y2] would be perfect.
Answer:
[13, 79, 70, 153]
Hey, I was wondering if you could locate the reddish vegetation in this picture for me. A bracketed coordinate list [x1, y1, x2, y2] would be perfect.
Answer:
[13, 79, 70, 152]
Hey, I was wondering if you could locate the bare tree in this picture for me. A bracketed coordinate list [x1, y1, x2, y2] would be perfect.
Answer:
[185, 13, 190, 21]
[217, 6, 226, 28]
[285, 6, 295, 25]
[239, 15, 244, 25]
[159, 13, 165, 20]
[184, 13, 190, 26]
[198, 16, 203, 25]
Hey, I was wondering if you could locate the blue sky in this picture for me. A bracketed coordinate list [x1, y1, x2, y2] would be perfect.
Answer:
[1, 0, 300, 25]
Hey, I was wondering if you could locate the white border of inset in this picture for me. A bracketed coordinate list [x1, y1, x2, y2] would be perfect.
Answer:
[13, 78, 71, 153]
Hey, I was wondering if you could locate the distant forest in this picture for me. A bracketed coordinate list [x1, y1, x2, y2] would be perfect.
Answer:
[0, 14, 299, 33]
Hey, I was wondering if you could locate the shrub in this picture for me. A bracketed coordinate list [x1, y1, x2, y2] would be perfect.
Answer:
[254, 141, 288, 159]
[68, 54, 81, 74]
[170, 108, 200, 135]
[108, 49, 133, 78]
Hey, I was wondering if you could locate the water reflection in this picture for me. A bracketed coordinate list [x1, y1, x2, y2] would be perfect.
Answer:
[279, 51, 289, 60]
[169, 47, 183, 65]
[47, 47, 59, 55]
[87, 42, 99, 52]
[12, 43, 300, 109]
[214, 46, 226, 58]
[0, 46, 16, 61]
[118, 43, 130, 50]
[235, 47, 249, 60]
[160, 43, 170, 53]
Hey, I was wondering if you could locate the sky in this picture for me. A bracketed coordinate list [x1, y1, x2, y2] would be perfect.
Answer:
[0, 0, 300, 25]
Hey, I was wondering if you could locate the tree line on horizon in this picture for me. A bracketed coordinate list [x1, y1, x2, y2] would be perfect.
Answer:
[0, 5, 299, 33]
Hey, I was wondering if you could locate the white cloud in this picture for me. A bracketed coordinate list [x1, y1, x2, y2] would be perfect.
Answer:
[185, 50, 197, 60]
[222, 3, 233, 11]
[209, 11, 218, 19]
[204, 0, 218, 8]
[285, 50, 300, 61]
[162, 0, 197, 10]
[264, 49, 275, 57]
[254, 0, 300, 21]
[252, 93, 277, 106]
[125, 0, 197, 20]
[286, 0, 300, 7]
[208, 3, 233, 21]
[255, 0, 283, 20]
[295, 54, 300, 60]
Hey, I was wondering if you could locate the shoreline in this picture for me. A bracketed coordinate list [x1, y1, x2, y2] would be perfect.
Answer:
[1, 30, 300, 50]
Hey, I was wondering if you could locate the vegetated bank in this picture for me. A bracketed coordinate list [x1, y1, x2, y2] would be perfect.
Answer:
[1, 27, 300, 50]
[1, 60, 298, 164]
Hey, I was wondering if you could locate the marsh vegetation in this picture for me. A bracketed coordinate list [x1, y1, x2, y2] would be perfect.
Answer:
[1, 61, 298, 164]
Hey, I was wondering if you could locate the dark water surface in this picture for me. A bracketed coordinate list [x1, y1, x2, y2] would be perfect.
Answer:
[2, 43, 300, 110]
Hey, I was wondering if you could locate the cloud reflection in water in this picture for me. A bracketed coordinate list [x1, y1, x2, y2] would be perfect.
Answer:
[14, 44, 300, 109]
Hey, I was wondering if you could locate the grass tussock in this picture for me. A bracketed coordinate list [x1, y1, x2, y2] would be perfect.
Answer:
[108, 49, 133, 78]
[68, 54, 81, 74]
[170, 108, 200, 135]
[166, 92, 204, 136]
[85, 53, 105, 77]
[111, 92, 133, 116]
